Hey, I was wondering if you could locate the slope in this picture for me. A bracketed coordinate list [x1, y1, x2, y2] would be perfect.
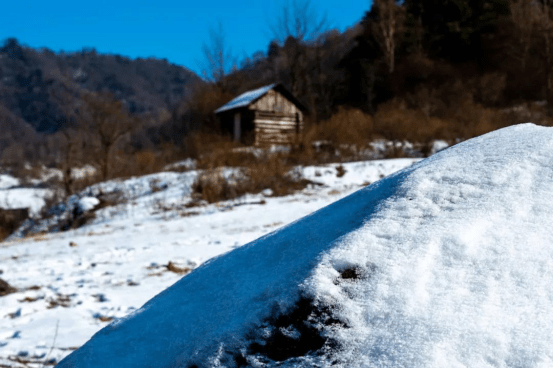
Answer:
[58, 123, 553, 367]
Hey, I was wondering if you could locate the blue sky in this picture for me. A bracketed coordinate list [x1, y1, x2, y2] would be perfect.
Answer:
[1, 1, 370, 76]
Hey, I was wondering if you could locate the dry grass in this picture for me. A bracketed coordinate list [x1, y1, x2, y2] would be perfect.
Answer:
[244, 155, 310, 197]
[188, 132, 257, 170]
[296, 77, 553, 162]
[303, 107, 375, 161]
[192, 154, 312, 204]
[0, 208, 29, 242]
[0, 278, 17, 296]
[191, 170, 239, 204]
[166, 261, 192, 275]
[336, 165, 346, 178]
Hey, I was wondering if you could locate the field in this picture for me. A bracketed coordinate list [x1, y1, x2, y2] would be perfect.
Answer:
[0, 158, 418, 367]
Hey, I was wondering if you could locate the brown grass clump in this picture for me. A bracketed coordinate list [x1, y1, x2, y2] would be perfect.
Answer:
[166, 261, 192, 275]
[244, 155, 309, 197]
[192, 154, 312, 203]
[336, 165, 346, 178]
[0, 278, 17, 296]
[187, 131, 258, 169]
[192, 170, 239, 203]
[0, 208, 29, 241]
[133, 150, 158, 175]
[373, 99, 449, 143]
[304, 107, 374, 160]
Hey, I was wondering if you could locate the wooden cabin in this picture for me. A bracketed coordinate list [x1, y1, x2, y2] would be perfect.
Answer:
[215, 84, 306, 146]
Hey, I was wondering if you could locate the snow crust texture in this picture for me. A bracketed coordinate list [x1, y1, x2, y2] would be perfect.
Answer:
[0, 159, 412, 366]
[59, 124, 553, 367]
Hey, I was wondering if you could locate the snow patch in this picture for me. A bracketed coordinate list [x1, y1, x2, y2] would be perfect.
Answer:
[56, 124, 553, 367]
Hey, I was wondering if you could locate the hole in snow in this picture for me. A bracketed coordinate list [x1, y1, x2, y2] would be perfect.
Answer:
[334, 263, 376, 286]
[340, 267, 360, 280]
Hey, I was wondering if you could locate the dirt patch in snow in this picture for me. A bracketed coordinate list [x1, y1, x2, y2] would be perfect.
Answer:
[0, 278, 16, 296]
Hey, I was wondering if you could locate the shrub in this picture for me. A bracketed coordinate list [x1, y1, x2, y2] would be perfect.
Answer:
[244, 154, 310, 197]
[305, 107, 374, 160]
[191, 154, 312, 203]
[191, 170, 239, 203]
[134, 150, 158, 175]
[0, 208, 29, 241]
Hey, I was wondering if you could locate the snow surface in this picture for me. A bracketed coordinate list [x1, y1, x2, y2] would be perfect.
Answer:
[77, 197, 100, 213]
[214, 84, 276, 113]
[0, 158, 416, 367]
[0, 175, 19, 190]
[55, 123, 553, 367]
[0, 187, 52, 216]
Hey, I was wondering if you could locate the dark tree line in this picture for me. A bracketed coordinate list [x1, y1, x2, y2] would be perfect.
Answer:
[181, 0, 553, 132]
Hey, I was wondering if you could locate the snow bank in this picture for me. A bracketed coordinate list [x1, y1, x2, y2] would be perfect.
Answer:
[0, 174, 19, 190]
[77, 196, 100, 212]
[59, 124, 553, 367]
[0, 188, 51, 215]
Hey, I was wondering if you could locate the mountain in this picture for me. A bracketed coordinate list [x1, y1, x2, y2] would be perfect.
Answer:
[0, 38, 203, 134]
[58, 123, 553, 367]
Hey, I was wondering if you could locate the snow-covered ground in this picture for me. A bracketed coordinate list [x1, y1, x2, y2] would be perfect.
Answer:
[53, 124, 553, 368]
[0, 158, 417, 367]
[0, 175, 20, 190]
[0, 188, 52, 217]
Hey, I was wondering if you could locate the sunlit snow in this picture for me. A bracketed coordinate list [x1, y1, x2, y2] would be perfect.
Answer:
[54, 124, 553, 367]
[0, 157, 415, 367]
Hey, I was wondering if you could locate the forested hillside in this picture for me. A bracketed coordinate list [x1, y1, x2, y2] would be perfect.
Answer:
[2, 0, 553, 184]
[0, 38, 202, 164]
[182, 0, 553, 147]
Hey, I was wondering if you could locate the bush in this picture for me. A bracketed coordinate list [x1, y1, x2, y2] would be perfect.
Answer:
[0, 208, 29, 241]
[191, 154, 312, 203]
[191, 170, 239, 203]
[244, 154, 310, 197]
[304, 107, 374, 161]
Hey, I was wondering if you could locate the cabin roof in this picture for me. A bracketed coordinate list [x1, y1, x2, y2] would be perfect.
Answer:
[214, 83, 306, 114]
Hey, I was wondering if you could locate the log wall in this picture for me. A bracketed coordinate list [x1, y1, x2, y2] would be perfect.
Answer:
[249, 89, 302, 117]
[253, 111, 304, 146]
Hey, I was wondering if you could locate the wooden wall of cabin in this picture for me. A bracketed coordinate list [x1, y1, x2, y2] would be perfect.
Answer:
[249, 89, 303, 122]
[248, 89, 305, 146]
[253, 111, 304, 146]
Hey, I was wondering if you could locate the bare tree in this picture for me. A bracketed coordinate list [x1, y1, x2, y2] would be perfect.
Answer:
[267, 0, 330, 117]
[81, 92, 137, 180]
[269, 0, 329, 44]
[370, 0, 405, 73]
[49, 82, 85, 196]
[510, 0, 540, 72]
[199, 21, 235, 88]
[535, 0, 553, 110]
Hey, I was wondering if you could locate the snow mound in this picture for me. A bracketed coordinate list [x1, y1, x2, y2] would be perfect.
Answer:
[0, 174, 19, 189]
[77, 196, 100, 213]
[58, 124, 553, 367]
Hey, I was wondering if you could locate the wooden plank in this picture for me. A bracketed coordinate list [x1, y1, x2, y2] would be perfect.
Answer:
[255, 111, 297, 119]
[250, 89, 300, 115]
[255, 130, 299, 142]
[255, 128, 297, 136]
[255, 131, 296, 138]
[255, 119, 296, 125]
[255, 123, 298, 129]
[255, 118, 297, 124]
[255, 121, 297, 127]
